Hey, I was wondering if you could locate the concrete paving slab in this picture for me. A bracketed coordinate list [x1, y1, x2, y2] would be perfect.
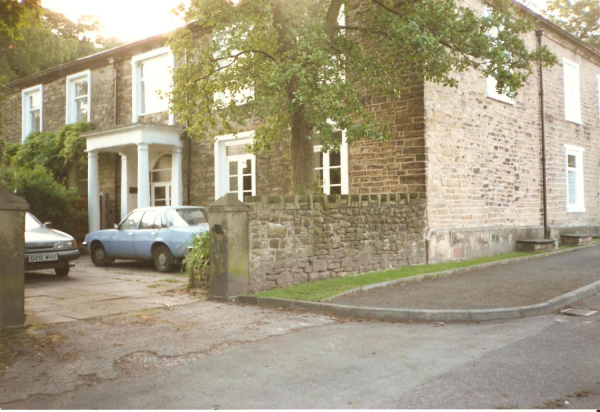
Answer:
[24, 256, 202, 325]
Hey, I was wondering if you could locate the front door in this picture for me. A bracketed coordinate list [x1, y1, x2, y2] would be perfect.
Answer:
[152, 183, 171, 206]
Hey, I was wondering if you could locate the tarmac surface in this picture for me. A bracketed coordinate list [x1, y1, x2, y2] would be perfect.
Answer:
[332, 245, 600, 310]
[1, 294, 599, 409]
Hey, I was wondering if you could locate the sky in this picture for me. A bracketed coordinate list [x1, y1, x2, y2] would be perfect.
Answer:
[42, 0, 191, 43]
[42, 0, 549, 45]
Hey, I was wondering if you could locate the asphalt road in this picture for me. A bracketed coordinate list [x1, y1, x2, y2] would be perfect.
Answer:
[2, 294, 600, 409]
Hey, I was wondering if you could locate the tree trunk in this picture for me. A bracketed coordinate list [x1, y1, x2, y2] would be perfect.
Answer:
[273, 0, 316, 195]
[290, 108, 315, 195]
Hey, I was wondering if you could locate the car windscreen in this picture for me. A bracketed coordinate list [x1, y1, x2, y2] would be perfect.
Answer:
[25, 213, 42, 231]
[165, 208, 207, 227]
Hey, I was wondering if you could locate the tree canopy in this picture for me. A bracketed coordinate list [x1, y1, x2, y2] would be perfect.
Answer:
[0, 0, 41, 41]
[0, 9, 123, 82]
[173, 0, 555, 194]
[546, 0, 600, 49]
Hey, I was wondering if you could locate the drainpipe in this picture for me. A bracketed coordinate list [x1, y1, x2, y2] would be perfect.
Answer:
[536, 28, 550, 239]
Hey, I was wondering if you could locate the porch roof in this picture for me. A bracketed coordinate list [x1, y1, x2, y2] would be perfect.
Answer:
[82, 123, 184, 153]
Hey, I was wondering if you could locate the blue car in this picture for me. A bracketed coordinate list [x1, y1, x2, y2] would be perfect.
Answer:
[85, 206, 209, 272]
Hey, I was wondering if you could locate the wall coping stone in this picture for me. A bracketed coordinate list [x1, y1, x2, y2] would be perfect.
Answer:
[0, 188, 29, 211]
[245, 193, 423, 211]
[208, 193, 250, 213]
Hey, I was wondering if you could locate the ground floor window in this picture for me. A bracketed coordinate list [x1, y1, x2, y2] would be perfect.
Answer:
[564, 144, 585, 213]
[151, 155, 172, 206]
[313, 130, 349, 195]
[214, 131, 256, 202]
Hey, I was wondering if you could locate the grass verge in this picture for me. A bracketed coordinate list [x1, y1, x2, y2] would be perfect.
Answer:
[252, 242, 600, 302]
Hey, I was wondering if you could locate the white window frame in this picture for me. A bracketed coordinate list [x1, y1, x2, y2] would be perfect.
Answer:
[313, 130, 349, 195]
[65, 70, 92, 124]
[21, 84, 43, 142]
[486, 76, 515, 105]
[212, 29, 255, 109]
[482, 6, 515, 105]
[214, 131, 257, 201]
[596, 74, 600, 129]
[564, 144, 585, 213]
[563, 58, 582, 125]
[131, 46, 175, 125]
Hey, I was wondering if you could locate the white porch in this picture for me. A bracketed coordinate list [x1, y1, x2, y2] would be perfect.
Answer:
[83, 124, 184, 232]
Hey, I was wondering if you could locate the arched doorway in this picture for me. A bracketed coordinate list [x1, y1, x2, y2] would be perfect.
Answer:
[151, 155, 172, 206]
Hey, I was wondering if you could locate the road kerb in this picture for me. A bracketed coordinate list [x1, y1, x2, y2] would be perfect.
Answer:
[236, 279, 600, 323]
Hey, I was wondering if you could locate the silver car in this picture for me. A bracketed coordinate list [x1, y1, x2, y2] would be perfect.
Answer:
[25, 213, 80, 276]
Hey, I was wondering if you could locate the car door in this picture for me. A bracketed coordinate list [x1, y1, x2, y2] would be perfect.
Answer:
[133, 211, 161, 260]
[107, 210, 144, 258]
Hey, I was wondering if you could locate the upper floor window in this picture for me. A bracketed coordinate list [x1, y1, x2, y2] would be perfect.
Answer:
[563, 58, 582, 124]
[66, 70, 91, 124]
[565, 144, 585, 213]
[596, 75, 600, 128]
[132, 47, 174, 124]
[313, 130, 349, 195]
[21, 85, 43, 141]
[483, 7, 514, 105]
[212, 28, 254, 109]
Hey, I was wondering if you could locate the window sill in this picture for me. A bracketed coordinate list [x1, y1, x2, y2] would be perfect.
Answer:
[139, 110, 168, 117]
[486, 95, 515, 105]
[565, 118, 583, 126]
[567, 206, 586, 213]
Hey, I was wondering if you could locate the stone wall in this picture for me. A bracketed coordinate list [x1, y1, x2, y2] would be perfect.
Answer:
[350, 83, 426, 197]
[425, 0, 600, 262]
[246, 193, 426, 292]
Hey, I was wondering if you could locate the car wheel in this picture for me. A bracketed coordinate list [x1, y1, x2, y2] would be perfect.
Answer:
[154, 245, 173, 273]
[54, 267, 69, 277]
[91, 243, 112, 267]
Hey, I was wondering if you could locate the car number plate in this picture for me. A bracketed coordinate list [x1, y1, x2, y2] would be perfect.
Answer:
[29, 253, 58, 263]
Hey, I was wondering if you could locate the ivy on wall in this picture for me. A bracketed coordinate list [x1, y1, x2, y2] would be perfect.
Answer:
[0, 121, 98, 237]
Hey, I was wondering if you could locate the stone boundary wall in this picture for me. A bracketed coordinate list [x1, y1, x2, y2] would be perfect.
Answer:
[245, 193, 427, 292]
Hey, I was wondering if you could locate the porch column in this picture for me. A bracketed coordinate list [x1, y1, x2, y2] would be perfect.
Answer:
[87, 150, 101, 233]
[172, 147, 183, 206]
[120, 152, 128, 220]
[137, 143, 150, 208]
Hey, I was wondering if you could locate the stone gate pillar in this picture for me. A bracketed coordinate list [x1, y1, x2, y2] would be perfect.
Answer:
[206, 193, 250, 301]
[0, 188, 29, 327]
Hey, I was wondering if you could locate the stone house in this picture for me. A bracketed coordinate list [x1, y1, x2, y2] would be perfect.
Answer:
[1, 0, 600, 288]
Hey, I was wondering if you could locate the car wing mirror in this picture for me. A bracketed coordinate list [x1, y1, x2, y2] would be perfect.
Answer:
[43, 222, 53, 229]
[114, 224, 119, 229]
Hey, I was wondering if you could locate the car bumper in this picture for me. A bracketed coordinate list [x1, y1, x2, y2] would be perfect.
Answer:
[25, 249, 81, 271]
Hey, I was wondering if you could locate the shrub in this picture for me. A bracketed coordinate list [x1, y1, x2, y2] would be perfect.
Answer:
[5, 166, 78, 235]
[182, 232, 210, 289]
